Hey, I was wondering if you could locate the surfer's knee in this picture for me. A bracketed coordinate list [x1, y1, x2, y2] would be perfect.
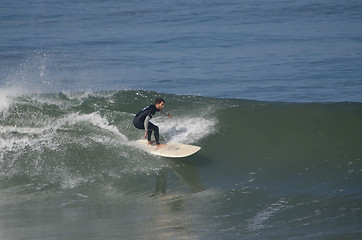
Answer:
[153, 125, 159, 133]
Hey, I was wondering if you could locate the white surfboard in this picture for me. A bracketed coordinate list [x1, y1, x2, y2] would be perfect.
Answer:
[137, 139, 201, 158]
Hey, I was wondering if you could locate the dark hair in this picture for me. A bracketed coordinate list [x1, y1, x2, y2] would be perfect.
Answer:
[155, 97, 164, 104]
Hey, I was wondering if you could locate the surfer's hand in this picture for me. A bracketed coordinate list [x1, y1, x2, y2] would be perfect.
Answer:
[168, 114, 173, 118]
[144, 132, 148, 138]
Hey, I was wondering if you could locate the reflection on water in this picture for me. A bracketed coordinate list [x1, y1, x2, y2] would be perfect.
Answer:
[152, 158, 204, 197]
[131, 157, 211, 240]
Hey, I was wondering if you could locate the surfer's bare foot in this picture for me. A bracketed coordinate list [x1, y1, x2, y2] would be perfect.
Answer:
[147, 140, 156, 145]
[156, 143, 167, 149]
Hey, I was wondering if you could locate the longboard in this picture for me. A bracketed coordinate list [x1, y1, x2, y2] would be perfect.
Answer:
[137, 139, 201, 158]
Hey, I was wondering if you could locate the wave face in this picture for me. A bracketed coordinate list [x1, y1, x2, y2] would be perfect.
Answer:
[1, 90, 362, 239]
[0, 90, 218, 188]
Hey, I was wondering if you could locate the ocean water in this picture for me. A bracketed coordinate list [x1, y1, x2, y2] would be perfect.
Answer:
[1, 0, 362, 240]
[1, 0, 362, 102]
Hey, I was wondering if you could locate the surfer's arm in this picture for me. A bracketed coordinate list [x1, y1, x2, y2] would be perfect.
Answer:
[144, 115, 150, 132]
[160, 110, 172, 118]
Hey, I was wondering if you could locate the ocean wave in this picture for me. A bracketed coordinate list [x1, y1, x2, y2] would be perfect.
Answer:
[0, 90, 361, 197]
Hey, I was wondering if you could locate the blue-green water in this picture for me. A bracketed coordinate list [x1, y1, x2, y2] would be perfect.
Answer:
[1, 0, 362, 239]
[1, 91, 361, 239]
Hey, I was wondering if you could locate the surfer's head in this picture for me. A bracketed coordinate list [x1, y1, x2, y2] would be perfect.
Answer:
[155, 97, 165, 110]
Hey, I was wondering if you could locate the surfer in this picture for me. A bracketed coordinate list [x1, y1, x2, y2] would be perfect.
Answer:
[133, 98, 172, 149]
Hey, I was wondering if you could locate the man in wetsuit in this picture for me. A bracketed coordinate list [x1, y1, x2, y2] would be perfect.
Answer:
[133, 98, 172, 148]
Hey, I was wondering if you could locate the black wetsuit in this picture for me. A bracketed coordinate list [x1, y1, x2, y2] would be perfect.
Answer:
[133, 105, 161, 144]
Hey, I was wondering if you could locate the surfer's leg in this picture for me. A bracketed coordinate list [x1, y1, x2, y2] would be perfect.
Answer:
[151, 125, 166, 148]
[148, 122, 160, 144]
[134, 117, 154, 143]
[147, 129, 153, 142]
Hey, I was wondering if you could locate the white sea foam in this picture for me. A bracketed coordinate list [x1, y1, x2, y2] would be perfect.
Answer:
[0, 88, 21, 113]
[156, 115, 217, 144]
[58, 112, 128, 141]
[247, 198, 288, 231]
[0, 111, 128, 159]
